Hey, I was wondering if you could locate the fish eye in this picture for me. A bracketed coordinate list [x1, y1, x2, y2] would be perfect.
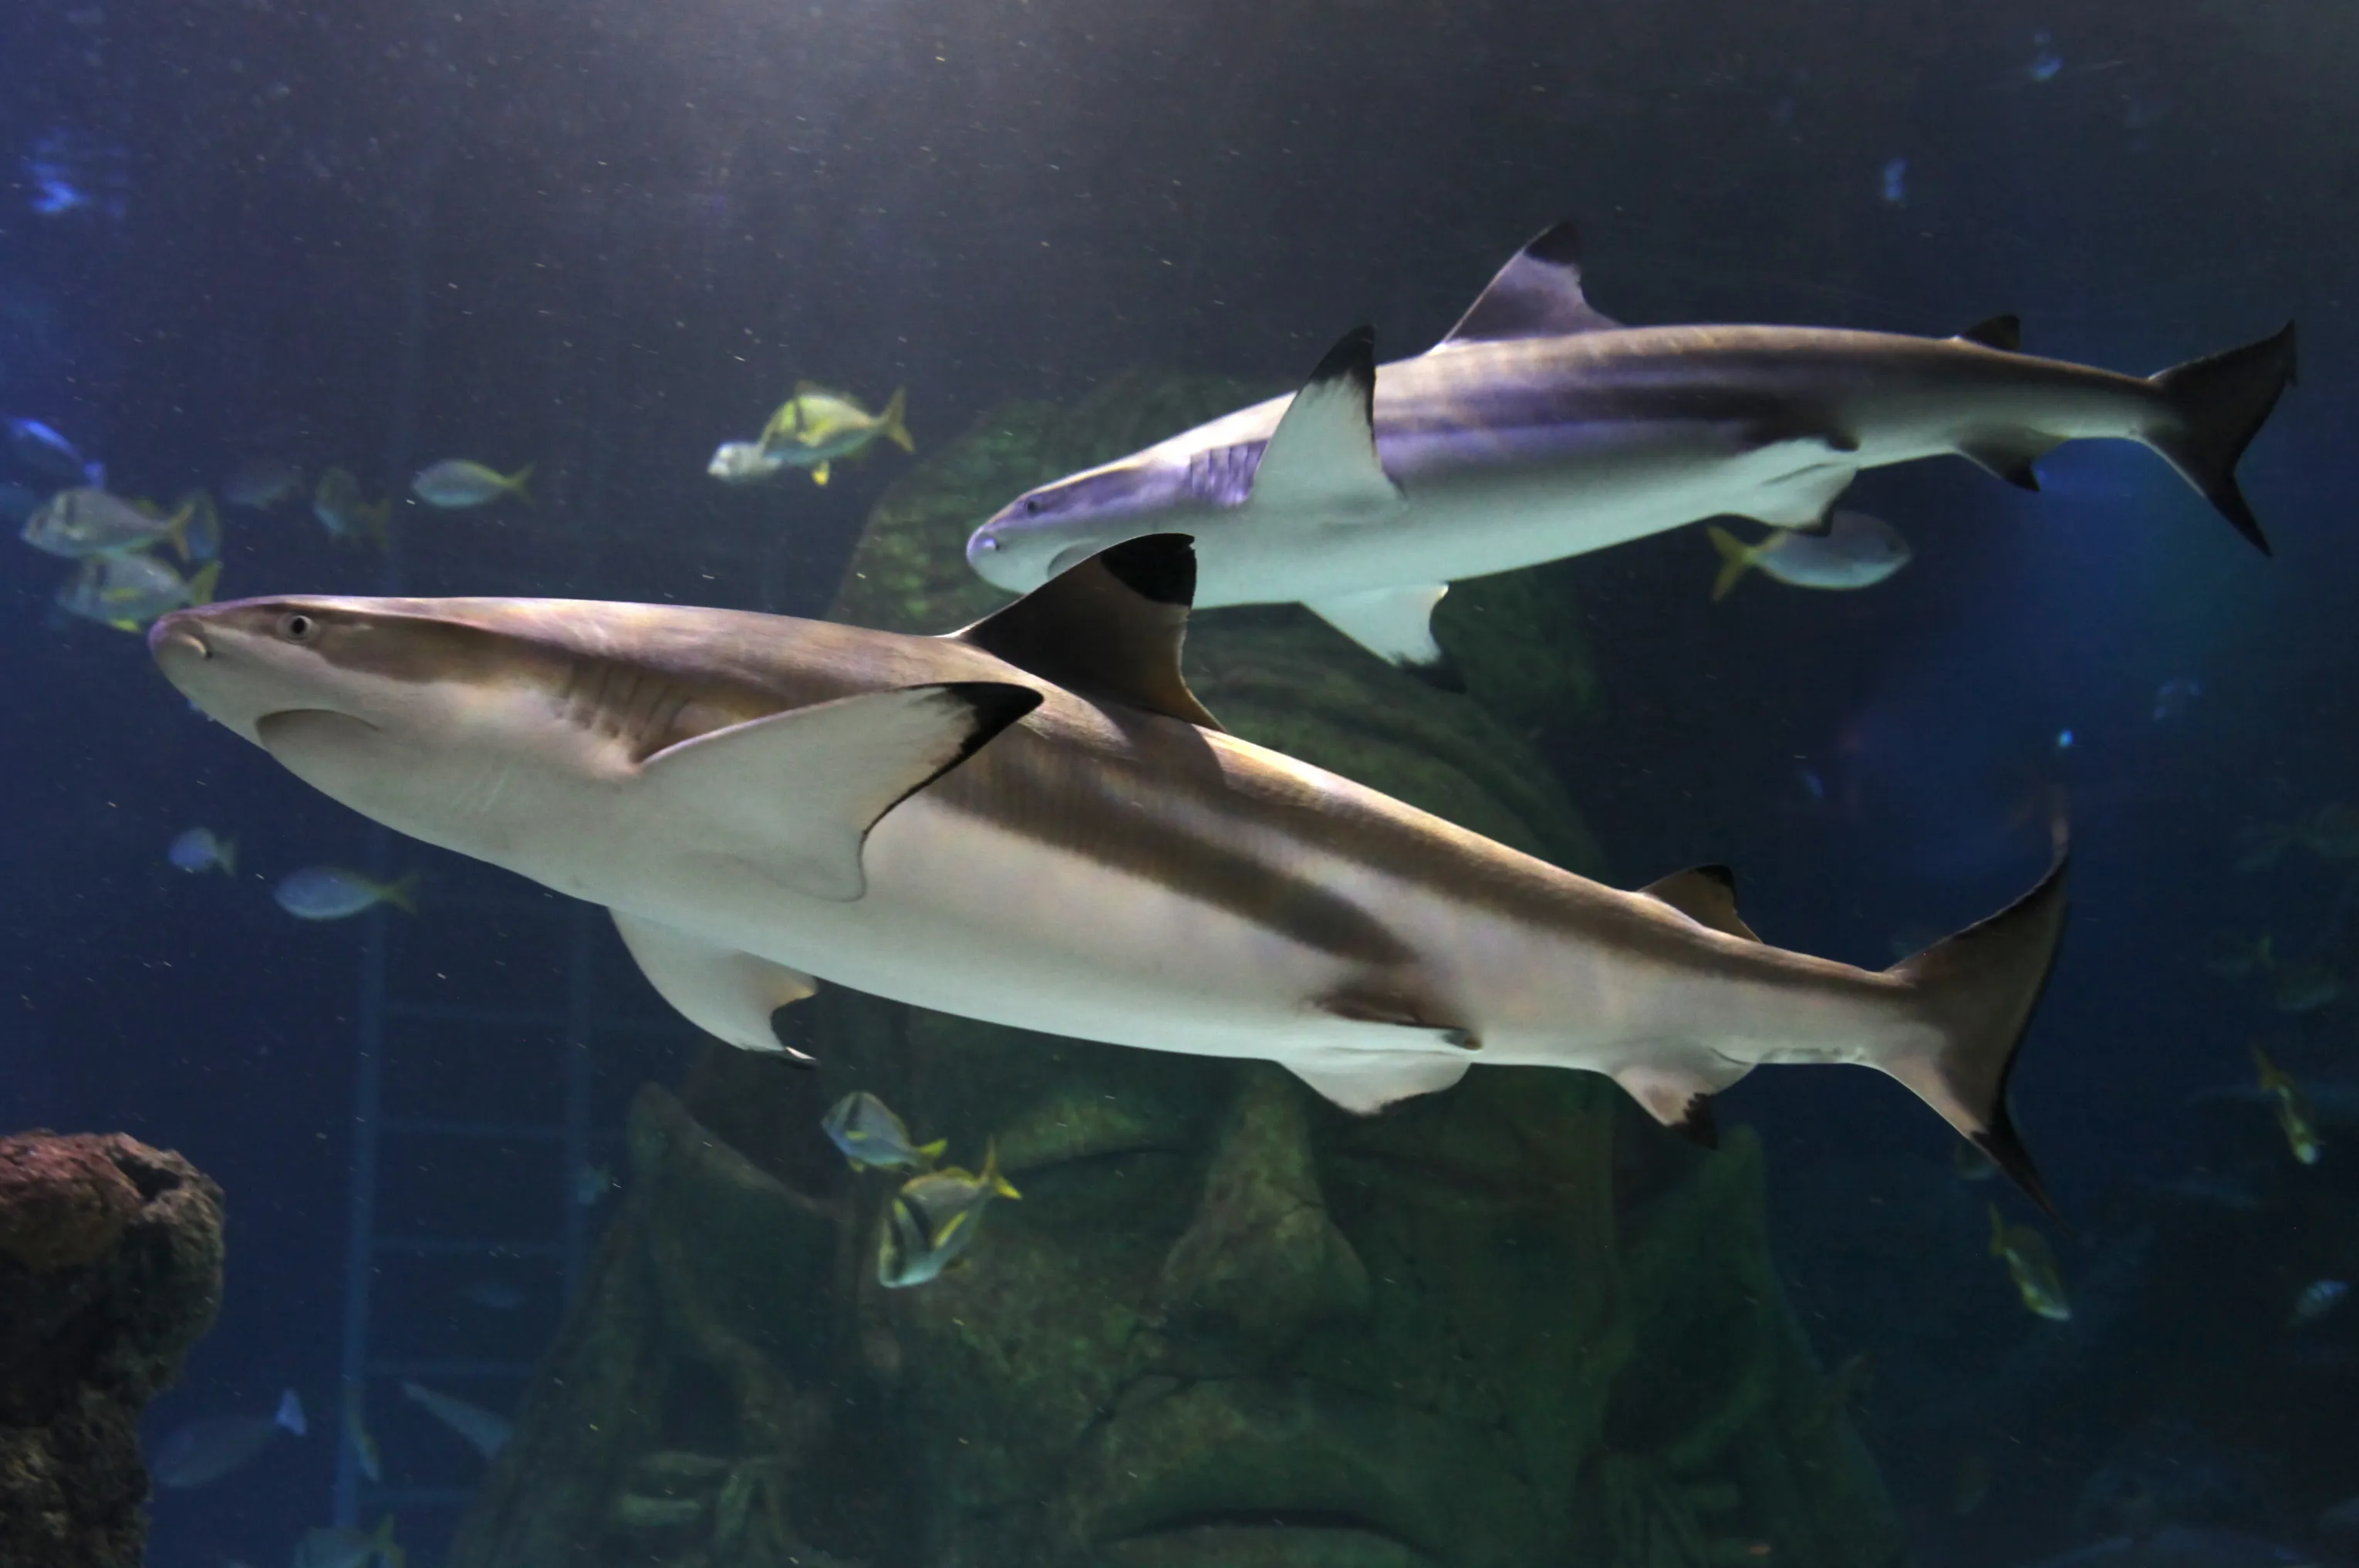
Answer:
[275, 611, 319, 642]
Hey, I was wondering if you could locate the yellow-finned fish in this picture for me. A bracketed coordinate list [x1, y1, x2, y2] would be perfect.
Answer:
[313, 467, 392, 551]
[410, 459, 533, 509]
[1706, 511, 1912, 601]
[822, 1090, 946, 1172]
[878, 1142, 1020, 1288]
[23, 487, 201, 561]
[56, 551, 221, 630]
[2252, 1042, 2323, 1165]
[1989, 1204, 2071, 1320]
[757, 383, 912, 486]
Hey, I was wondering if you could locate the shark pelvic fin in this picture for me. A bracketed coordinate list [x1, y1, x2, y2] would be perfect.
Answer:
[1247, 325, 1405, 518]
[638, 682, 1041, 901]
[1952, 314, 2023, 352]
[1615, 1062, 1747, 1148]
[611, 910, 818, 1059]
[1304, 583, 1459, 686]
[1641, 865, 1760, 942]
[951, 533, 1223, 730]
[1437, 219, 1623, 347]
[1956, 430, 2058, 491]
[1282, 1050, 1473, 1114]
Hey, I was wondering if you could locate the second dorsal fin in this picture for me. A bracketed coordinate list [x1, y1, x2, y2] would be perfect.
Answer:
[1437, 220, 1624, 348]
[1952, 314, 2023, 352]
[1641, 865, 1760, 942]
[949, 533, 1224, 731]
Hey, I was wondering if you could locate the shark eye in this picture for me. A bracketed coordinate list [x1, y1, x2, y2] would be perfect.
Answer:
[1023, 496, 1044, 516]
[275, 612, 319, 642]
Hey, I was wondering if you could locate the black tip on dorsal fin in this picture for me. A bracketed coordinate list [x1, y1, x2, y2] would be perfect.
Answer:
[1956, 314, 2023, 352]
[1438, 218, 1623, 348]
[949, 534, 1223, 732]
[1307, 324, 1379, 407]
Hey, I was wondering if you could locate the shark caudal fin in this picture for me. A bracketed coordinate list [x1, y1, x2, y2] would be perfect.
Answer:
[2147, 322, 2297, 556]
[1877, 848, 2070, 1213]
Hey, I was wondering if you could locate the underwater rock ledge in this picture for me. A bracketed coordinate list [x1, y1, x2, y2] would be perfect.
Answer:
[0, 1128, 225, 1568]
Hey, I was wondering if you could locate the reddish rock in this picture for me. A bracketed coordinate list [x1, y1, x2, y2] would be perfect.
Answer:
[0, 1131, 225, 1568]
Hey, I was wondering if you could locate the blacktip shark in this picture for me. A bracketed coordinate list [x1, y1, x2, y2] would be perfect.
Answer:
[149, 535, 2070, 1207]
[966, 222, 2296, 683]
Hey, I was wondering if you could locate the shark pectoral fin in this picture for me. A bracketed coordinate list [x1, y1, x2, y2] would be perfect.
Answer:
[611, 910, 818, 1059]
[1282, 1050, 1473, 1114]
[1956, 431, 2059, 491]
[950, 533, 1223, 730]
[1436, 219, 1623, 347]
[1614, 1061, 1752, 1148]
[1247, 325, 1405, 517]
[637, 683, 1042, 901]
[1304, 584, 1460, 687]
[1952, 314, 2023, 352]
[1640, 865, 1760, 942]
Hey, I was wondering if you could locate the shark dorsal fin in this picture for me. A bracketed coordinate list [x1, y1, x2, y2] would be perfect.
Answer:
[951, 534, 1224, 731]
[1438, 221, 1623, 347]
[1641, 864, 1760, 942]
[1952, 315, 2023, 352]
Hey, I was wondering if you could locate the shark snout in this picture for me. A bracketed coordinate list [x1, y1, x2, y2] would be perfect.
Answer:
[148, 609, 212, 663]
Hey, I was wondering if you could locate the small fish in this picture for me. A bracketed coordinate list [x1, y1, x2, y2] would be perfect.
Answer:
[167, 827, 237, 876]
[2026, 32, 2065, 83]
[410, 459, 533, 509]
[706, 439, 790, 487]
[150, 1388, 305, 1489]
[273, 867, 420, 922]
[1952, 1138, 2000, 1182]
[757, 384, 913, 486]
[878, 1142, 1020, 1289]
[460, 1280, 525, 1310]
[2151, 676, 2203, 723]
[344, 1402, 382, 1485]
[2253, 1043, 2323, 1165]
[400, 1380, 511, 1461]
[2272, 963, 2343, 1014]
[22, 487, 197, 560]
[572, 1161, 614, 1206]
[4, 416, 100, 486]
[1706, 511, 1912, 600]
[2290, 1280, 2348, 1327]
[822, 1090, 946, 1172]
[1880, 157, 1908, 204]
[56, 551, 221, 630]
[312, 467, 391, 550]
[292, 1514, 402, 1568]
[221, 457, 302, 510]
[1989, 1204, 2072, 1321]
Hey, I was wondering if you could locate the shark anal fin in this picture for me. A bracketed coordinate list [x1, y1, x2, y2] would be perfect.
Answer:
[1615, 1062, 1748, 1148]
[639, 683, 1041, 901]
[1304, 584, 1453, 679]
[950, 534, 1223, 730]
[1952, 314, 2023, 352]
[1247, 325, 1405, 518]
[1956, 431, 2058, 491]
[1437, 219, 1624, 347]
[1641, 864, 1760, 942]
[611, 910, 819, 1060]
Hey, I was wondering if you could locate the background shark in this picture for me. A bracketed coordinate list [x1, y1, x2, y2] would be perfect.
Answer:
[150, 536, 2069, 1206]
[966, 223, 2296, 683]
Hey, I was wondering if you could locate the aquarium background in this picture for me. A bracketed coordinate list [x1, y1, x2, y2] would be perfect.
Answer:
[0, 0, 2352, 1564]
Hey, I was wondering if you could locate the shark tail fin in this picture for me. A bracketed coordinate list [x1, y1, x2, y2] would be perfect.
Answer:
[1707, 524, 1758, 601]
[1876, 845, 2070, 1215]
[2148, 322, 2296, 557]
[504, 462, 535, 504]
[879, 387, 913, 453]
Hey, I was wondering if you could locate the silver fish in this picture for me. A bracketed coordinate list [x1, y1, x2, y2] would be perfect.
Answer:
[1706, 511, 1912, 600]
[400, 1380, 511, 1460]
[878, 1143, 1020, 1288]
[150, 1389, 305, 1488]
[23, 487, 196, 560]
[822, 1090, 945, 1171]
[147, 535, 2071, 1208]
[966, 222, 2293, 679]
[707, 439, 788, 486]
[56, 551, 220, 630]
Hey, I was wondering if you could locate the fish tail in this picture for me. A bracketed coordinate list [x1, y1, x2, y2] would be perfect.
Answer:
[187, 559, 223, 607]
[917, 1137, 947, 1165]
[1706, 524, 1757, 601]
[2146, 322, 2297, 555]
[812, 460, 831, 487]
[364, 499, 393, 554]
[1876, 842, 2072, 1215]
[980, 1138, 1020, 1200]
[182, 490, 223, 564]
[372, 1513, 405, 1568]
[504, 462, 535, 504]
[379, 871, 423, 916]
[217, 835, 238, 877]
[880, 386, 913, 453]
[2250, 1039, 2283, 1087]
[160, 497, 197, 563]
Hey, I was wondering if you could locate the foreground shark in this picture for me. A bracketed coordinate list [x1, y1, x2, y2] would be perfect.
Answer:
[967, 223, 2295, 680]
[150, 536, 2068, 1205]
